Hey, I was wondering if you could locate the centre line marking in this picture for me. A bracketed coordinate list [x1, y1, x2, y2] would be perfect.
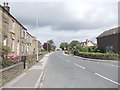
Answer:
[73, 63, 86, 69]
[94, 73, 120, 86]
[66, 59, 71, 62]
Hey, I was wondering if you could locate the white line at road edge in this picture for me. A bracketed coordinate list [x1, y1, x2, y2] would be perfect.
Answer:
[73, 63, 86, 69]
[34, 71, 44, 88]
[34, 53, 50, 88]
[94, 73, 120, 86]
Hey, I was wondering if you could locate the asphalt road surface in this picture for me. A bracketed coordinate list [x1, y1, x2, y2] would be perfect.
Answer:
[41, 51, 119, 88]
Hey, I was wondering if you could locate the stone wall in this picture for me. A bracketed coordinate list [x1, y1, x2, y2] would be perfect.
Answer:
[0, 62, 24, 87]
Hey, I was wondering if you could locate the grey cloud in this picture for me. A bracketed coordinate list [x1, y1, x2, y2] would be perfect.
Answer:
[8, 1, 118, 31]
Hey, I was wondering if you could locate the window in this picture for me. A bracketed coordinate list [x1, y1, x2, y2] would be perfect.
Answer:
[17, 41, 20, 55]
[106, 46, 113, 53]
[11, 39, 14, 52]
[12, 22, 15, 30]
[3, 37, 7, 46]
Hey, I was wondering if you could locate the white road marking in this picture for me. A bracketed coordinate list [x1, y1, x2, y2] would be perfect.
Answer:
[111, 64, 120, 67]
[40, 67, 48, 88]
[73, 63, 86, 69]
[94, 73, 120, 86]
[66, 59, 71, 62]
[74, 56, 82, 59]
[34, 71, 44, 88]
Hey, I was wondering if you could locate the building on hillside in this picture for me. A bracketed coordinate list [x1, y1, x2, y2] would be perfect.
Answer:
[97, 27, 120, 53]
[80, 39, 96, 47]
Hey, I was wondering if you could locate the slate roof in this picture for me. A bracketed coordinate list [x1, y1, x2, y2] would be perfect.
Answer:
[97, 27, 119, 38]
[0, 4, 27, 30]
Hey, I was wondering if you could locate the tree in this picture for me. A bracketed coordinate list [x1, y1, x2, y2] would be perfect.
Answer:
[69, 40, 80, 50]
[68, 40, 80, 54]
[47, 40, 56, 51]
[47, 40, 54, 45]
[43, 42, 51, 52]
[60, 42, 68, 50]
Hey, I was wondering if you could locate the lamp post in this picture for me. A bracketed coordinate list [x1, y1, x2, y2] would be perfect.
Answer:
[36, 0, 38, 62]
[47, 42, 49, 53]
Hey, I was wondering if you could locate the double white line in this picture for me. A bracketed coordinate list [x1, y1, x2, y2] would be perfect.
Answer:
[66, 59, 71, 62]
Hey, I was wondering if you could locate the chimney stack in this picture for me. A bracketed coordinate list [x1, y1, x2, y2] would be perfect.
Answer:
[3, 2, 10, 12]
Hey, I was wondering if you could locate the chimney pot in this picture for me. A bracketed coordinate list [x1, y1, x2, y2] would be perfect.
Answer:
[6, 2, 8, 6]
[3, 2, 5, 6]
[3, 2, 10, 12]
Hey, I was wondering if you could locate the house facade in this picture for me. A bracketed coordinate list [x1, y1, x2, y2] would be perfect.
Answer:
[0, 2, 41, 57]
[80, 39, 96, 47]
[0, 7, 2, 56]
[0, 3, 26, 56]
[97, 27, 120, 53]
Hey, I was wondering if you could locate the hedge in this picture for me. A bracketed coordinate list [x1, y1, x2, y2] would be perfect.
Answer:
[74, 52, 119, 60]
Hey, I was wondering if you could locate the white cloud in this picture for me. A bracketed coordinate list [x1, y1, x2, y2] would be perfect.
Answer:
[0, 0, 118, 47]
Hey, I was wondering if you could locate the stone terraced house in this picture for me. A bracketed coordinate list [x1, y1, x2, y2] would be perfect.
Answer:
[0, 2, 41, 56]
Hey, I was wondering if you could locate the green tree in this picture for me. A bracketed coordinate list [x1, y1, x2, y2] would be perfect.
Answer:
[60, 42, 68, 50]
[69, 40, 80, 50]
[68, 40, 80, 54]
[47, 40, 56, 51]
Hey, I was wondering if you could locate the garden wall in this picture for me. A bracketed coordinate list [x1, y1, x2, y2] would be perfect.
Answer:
[0, 62, 24, 87]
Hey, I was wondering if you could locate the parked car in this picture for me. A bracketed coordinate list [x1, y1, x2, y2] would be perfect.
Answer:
[64, 50, 69, 54]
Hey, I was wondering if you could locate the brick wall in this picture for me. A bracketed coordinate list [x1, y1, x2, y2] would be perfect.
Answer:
[97, 33, 119, 53]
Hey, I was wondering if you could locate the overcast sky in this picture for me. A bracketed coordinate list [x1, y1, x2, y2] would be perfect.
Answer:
[0, 0, 119, 47]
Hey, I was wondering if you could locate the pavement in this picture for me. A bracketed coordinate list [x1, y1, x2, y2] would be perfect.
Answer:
[1, 53, 51, 89]
[41, 51, 119, 88]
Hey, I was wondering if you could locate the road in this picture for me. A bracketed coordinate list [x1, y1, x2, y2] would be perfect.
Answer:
[41, 51, 119, 88]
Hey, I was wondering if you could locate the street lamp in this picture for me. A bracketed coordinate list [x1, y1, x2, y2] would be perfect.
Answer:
[36, 0, 38, 62]
[47, 42, 48, 53]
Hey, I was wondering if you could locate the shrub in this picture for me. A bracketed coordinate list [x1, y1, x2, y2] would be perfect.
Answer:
[76, 52, 118, 60]
[26, 55, 36, 63]
[80, 47, 89, 52]
[1, 59, 17, 68]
